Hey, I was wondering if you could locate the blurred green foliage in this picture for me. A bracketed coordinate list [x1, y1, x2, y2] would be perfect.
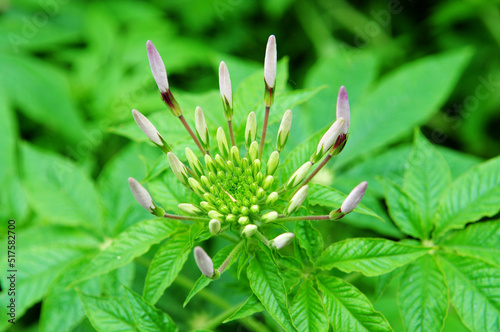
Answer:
[0, 0, 499, 331]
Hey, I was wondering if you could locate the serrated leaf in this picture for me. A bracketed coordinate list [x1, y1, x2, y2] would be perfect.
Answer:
[144, 230, 192, 304]
[317, 275, 392, 332]
[317, 238, 429, 276]
[290, 279, 328, 332]
[337, 48, 473, 168]
[77, 292, 138, 332]
[308, 184, 384, 221]
[74, 218, 187, 285]
[434, 155, 500, 238]
[398, 255, 448, 332]
[247, 247, 297, 332]
[295, 221, 324, 263]
[438, 253, 500, 332]
[440, 220, 500, 267]
[224, 294, 264, 323]
[403, 129, 451, 238]
[184, 244, 239, 306]
[124, 287, 177, 332]
[374, 265, 406, 302]
[381, 179, 426, 239]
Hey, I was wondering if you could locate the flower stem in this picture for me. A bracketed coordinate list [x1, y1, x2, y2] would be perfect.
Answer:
[259, 106, 270, 159]
[179, 115, 205, 154]
[218, 240, 244, 273]
[277, 215, 330, 222]
[163, 213, 210, 222]
[255, 231, 269, 246]
[228, 120, 236, 146]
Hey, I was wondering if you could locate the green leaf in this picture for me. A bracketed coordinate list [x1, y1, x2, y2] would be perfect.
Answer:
[398, 255, 448, 332]
[440, 220, 500, 268]
[247, 247, 297, 332]
[308, 184, 384, 221]
[337, 48, 473, 168]
[77, 292, 138, 332]
[224, 295, 265, 323]
[184, 244, 239, 306]
[290, 279, 328, 332]
[316, 275, 392, 332]
[143, 230, 192, 304]
[381, 179, 426, 239]
[374, 265, 406, 302]
[434, 155, 500, 238]
[74, 218, 187, 285]
[317, 238, 430, 276]
[20, 142, 103, 229]
[403, 129, 452, 237]
[294, 221, 324, 263]
[124, 287, 177, 332]
[438, 253, 500, 332]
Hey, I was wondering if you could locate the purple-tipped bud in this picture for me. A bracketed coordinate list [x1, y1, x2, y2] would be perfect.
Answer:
[132, 109, 163, 146]
[146, 40, 169, 93]
[341, 181, 368, 213]
[128, 177, 155, 212]
[272, 233, 294, 249]
[264, 35, 277, 89]
[219, 61, 233, 120]
[336, 86, 350, 135]
[194, 247, 215, 278]
[311, 118, 345, 163]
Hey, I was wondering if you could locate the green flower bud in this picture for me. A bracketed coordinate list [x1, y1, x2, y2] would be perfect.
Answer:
[230, 146, 241, 166]
[245, 111, 257, 149]
[185, 147, 204, 177]
[257, 187, 266, 199]
[188, 177, 204, 195]
[276, 110, 292, 151]
[217, 127, 230, 159]
[242, 224, 258, 237]
[226, 214, 236, 222]
[204, 154, 217, 173]
[215, 154, 226, 170]
[208, 210, 224, 220]
[167, 152, 189, 185]
[178, 203, 202, 215]
[267, 151, 280, 175]
[265, 191, 279, 205]
[195, 106, 210, 152]
[250, 205, 260, 214]
[200, 201, 215, 211]
[286, 161, 312, 189]
[261, 211, 278, 223]
[262, 175, 274, 190]
[252, 159, 261, 176]
[240, 157, 249, 170]
[248, 141, 259, 162]
[238, 216, 249, 225]
[200, 175, 210, 189]
[209, 219, 221, 235]
[240, 206, 249, 215]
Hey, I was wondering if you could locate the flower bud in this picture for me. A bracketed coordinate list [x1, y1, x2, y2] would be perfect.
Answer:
[265, 191, 279, 205]
[194, 246, 215, 278]
[264, 35, 277, 107]
[132, 109, 164, 147]
[248, 141, 259, 162]
[204, 154, 217, 173]
[167, 152, 189, 185]
[188, 177, 205, 196]
[286, 162, 312, 189]
[209, 219, 221, 235]
[230, 146, 241, 166]
[208, 210, 224, 220]
[286, 185, 309, 215]
[242, 224, 258, 237]
[276, 110, 292, 151]
[219, 61, 233, 121]
[185, 147, 204, 177]
[261, 211, 278, 223]
[262, 175, 274, 190]
[146, 40, 169, 93]
[245, 112, 257, 149]
[240, 157, 249, 170]
[214, 154, 226, 170]
[256, 187, 266, 199]
[128, 178, 160, 215]
[250, 205, 260, 214]
[341, 181, 368, 213]
[311, 118, 345, 164]
[252, 159, 262, 176]
[216, 127, 230, 159]
[271, 233, 294, 249]
[336, 86, 350, 135]
[178, 203, 202, 216]
[267, 151, 280, 175]
[200, 201, 215, 211]
[195, 106, 210, 151]
[238, 216, 249, 225]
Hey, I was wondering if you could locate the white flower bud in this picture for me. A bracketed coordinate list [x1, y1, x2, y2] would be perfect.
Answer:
[230, 146, 241, 166]
[167, 152, 189, 185]
[219, 61, 233, 120]
[185, 147, 204, 177]
[336, 86, 350, 135]
[286, 162, 312, 189]
[178, 203, 202, 216]
[216, 127, 230, 159]
[238, 216, 249, 225]
[311, 118, 345, 163]
[209, 219, 221, 235]
[128, 177, 155, 212]
[277, 109, 292, 151]
[264, 35, 277, 89]
[261, 211, 278, 223]
[132, 109, 163, 145]
[194, 246, 215, 278]
[287, 185, 309, 215]
[341, 181, 368, 213]
[188, 177, 204, 195]
[242, 224, 258, 238]
[272, 233, 294, 249]
[248, 141, 259, 162]
[208, 210, 224, 220]
[267, 151, 280, 175]
[262, 175, 274, 190]
[265, 192, 279, 205]
[245, 112, 257, 149]
[146, 40, 169, 93]
[195, 106, 210, 150]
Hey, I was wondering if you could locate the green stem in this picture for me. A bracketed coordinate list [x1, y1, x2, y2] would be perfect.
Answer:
[255, 231, 270, 246]
[218, 240, 244, 273]
[163, 213, 210, 222]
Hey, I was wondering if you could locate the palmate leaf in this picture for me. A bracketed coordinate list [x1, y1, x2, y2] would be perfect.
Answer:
[73, 218, 187, 285]
[398, 254, 448, 332]
[434, 155, 500, 238]
[316, 275, 392, 332]
[440, 220, 500, 267]
[143, 230, 192, 304]
[294, 221, 324, 263]
[438, 253, 500, 332]
[247, 247, 297, 332]
[124, 287, 177, 332]
[224, 294, 265, 323]
[403, 129, 451, 238]
[316, 238, 429, 276]
[290, 279, 328, 332]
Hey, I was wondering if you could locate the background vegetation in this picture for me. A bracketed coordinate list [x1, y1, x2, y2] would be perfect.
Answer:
[1, 0, 499, 331]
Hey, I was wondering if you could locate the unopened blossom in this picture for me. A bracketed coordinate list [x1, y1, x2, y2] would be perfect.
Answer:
[194, 247, 215, 278]
[272, 233, 294, 249]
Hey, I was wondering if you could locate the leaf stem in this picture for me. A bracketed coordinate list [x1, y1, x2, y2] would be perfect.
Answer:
[259, 106, 270, 159]
[179, 115, 205, 154]
[218, 240, 244, 273]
